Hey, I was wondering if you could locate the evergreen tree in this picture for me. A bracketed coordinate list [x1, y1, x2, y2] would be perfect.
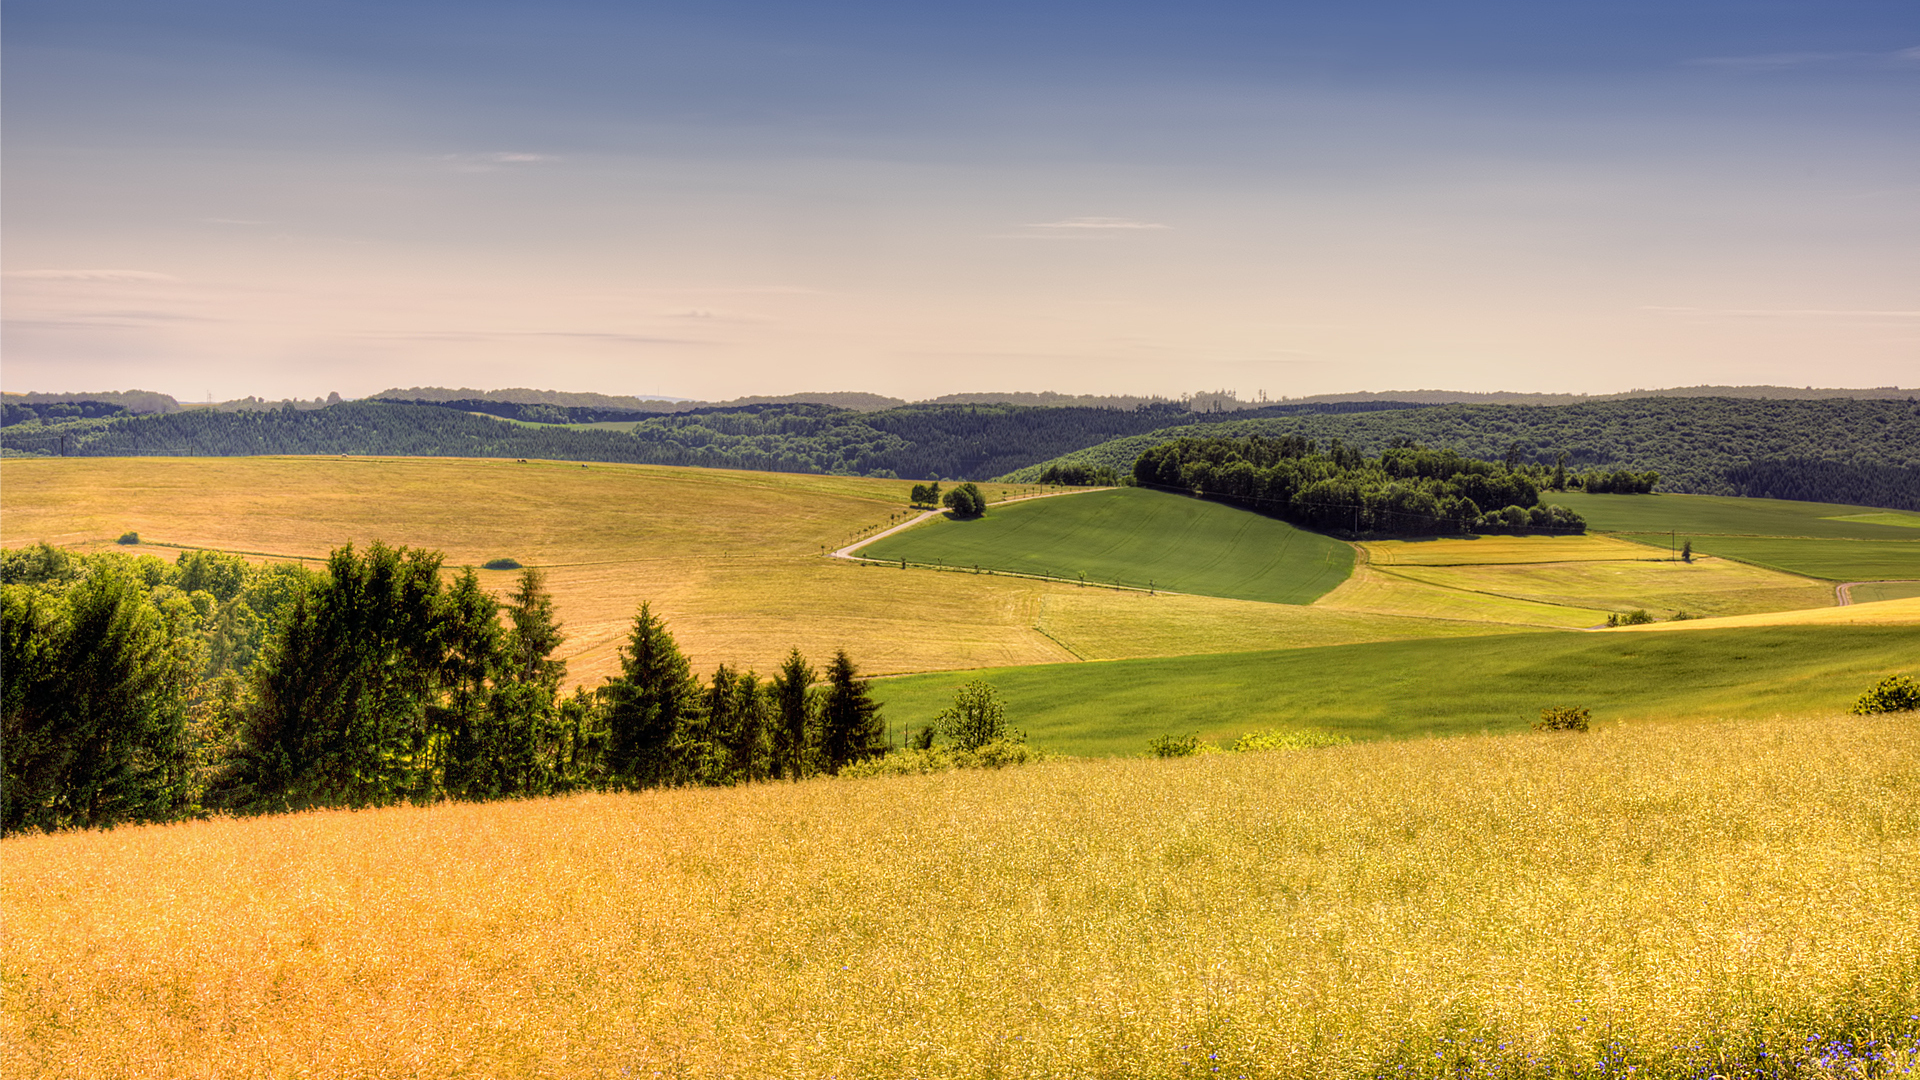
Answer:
[771, 648, 816, 780]
[603, 602, 698, 787]
[818, 650, 885, 773]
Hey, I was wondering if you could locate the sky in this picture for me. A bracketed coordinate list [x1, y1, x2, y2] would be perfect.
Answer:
[4, 1, 1916, 403]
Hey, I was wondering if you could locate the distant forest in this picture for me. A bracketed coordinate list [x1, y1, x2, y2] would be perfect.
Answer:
[1, 398, 1422, 483]
[5, 393, 1917, 511]
[1007, 398, 1920, 511]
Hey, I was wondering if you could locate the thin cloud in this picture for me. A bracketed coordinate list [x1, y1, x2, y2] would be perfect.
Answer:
[364, 330, 712, 346]
[1642, 306, 1920, 318]
[6, 269, 178, 283]
[442, 152, 554, 172]
[1023, 217, 1170, 230]
[1688, 47, 1920, 70]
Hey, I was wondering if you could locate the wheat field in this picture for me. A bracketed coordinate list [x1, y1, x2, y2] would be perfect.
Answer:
[6, 713, 1915, 1078]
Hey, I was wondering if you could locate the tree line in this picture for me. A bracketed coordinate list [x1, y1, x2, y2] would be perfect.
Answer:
[1007, 397, 1920, 511]
[2, 543, 890, 834]
[1133, 436, 1589, 536]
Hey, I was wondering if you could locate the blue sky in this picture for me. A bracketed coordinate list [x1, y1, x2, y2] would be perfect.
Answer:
[5, 1, 1916, 401]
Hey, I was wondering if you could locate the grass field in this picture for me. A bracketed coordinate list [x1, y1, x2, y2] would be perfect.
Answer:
[1850, 581, 1920, 603]
[0, 457, 1067, 681]
[0, 458, 1510, 681]
[1555, 491, 1920, 581]
[6, 713, 1915, 1079]
[861, 487, 1354, 604]
[871, 623, 1920, 756]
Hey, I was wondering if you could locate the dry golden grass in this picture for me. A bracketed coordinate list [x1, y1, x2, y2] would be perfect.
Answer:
[3, 458, 1545, 681]
[5, 713, 1915, 1078]
[1605, 594, 1920, 632]
[1321, 535, 1838, 628]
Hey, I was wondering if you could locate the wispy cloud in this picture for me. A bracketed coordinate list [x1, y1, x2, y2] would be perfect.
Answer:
[660, 309, 768, 325]
[1642, 306, 1920, 318]
[1687, 47, 1920, 70]
[363, 330, 711, 345]
[6, 269, 178, 283]
[442, 152, 555, 172]
[1023, 217, 1170, 230]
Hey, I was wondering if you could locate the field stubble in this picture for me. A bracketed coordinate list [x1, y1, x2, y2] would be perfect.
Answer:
[4, 714, 1915, 1078]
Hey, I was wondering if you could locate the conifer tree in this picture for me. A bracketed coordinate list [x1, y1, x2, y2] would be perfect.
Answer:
[604, 602, 698, 787]
[771, 648, 816, 780]
[818, 650, 885, 774]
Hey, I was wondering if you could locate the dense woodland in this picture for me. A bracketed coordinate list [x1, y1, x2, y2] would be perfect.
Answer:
[1, 398, 1415, 482]
[1133, 437, 1589, 535]
[1009, 397, 1920, 510]
[2, 543, 890, 834]
[5, 393, 1916, 510]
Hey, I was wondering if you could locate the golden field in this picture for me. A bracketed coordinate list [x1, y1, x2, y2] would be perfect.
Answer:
[4, 713, 1916, 1078]
[0, 457, 1560, 680]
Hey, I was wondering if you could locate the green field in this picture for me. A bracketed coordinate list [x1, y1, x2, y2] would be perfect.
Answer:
[872, 624, 1917, 756]
[1557, 491, 1920, 580]
[1849, 581, 1920, 603]
[861, 487, 1354, 604]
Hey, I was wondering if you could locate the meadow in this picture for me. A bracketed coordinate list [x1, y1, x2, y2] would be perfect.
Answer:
[860, 487, 1354, 604]
[5, 713, 1915, 1079]
[871, 622, 1920, 756]
[1555, 491, 1920, 580]
[0, 458, 1552, 683]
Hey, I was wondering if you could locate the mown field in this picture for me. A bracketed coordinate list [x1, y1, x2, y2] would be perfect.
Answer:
[871, 621, 1920, 756]
[860, 487, 1354, 604]
[6, 713, 1915, 1079]
[1557, 491, 1920, 580]
[0, 458, 1500, 682]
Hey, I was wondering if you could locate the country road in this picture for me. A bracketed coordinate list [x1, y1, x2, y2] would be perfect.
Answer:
[830, 487, 1111, 560]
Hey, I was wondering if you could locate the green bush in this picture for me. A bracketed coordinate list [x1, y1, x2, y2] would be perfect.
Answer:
[1229, 728, 1353, 752]
[116, 531, 140, 545]
[1850, 674, 1919, 715]
[1605, 609, 1654, 627]
[838, 738, 1051, 779]
[935, 680, 1020, 752]
[1147, 733, 1215, 758]
[481, 558, 521, 570]
[1535, 705, 1591, 732]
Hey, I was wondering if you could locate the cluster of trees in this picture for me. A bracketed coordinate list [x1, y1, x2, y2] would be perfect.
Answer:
[2, 400, 131, 427]
[1133, 437, 1586, 536]
[2, 543, 889, 834]
[1576, 469, 1661, 494]
[1008, 398, 1920, 511]
[941, 482, 987, 517]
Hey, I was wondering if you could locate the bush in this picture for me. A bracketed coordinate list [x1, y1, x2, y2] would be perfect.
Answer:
[1606, 609, 1654, 627]
[481, 558, 521, 570]
[1147, 733, 1215, 758]
[942, 482, 986, 517]
[935, 681, 1020, 752]
[1851, 674, 1919, 715]
[837, 739, 1051, 779]
[117, 532, 140, 545]
[1535, 705, 1591, 732]
[1229, 728, 1353, 752]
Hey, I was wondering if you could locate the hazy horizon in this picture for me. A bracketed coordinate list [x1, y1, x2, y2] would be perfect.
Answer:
[6, 1, 1915, 403]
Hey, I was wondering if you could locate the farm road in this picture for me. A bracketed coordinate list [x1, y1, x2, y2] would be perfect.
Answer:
[831, 487, 1111, 561]
[1835, 580, 1920, 605]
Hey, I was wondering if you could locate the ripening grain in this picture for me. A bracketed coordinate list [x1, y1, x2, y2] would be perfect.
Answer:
[5, 714, 1918, 1078]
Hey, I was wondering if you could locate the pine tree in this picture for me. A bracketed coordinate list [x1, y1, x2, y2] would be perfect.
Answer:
[604, 602, 697, 787]
[771, 648, 816, 780]
[819, 650, 885, 774]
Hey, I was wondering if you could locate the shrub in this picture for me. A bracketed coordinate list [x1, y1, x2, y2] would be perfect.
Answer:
[935, 681, 1020, 752]
[1850, 674, 1919, 715]
[1147, 733, 1215, 758]
[1535, 705, 1591, 732]
[481, 558, 521, 570]
[837, 739, 1052, 779]
[1229, 728, 1353, 752]
[116, 531, 140, 545]
[1606, 609, 1654, 627]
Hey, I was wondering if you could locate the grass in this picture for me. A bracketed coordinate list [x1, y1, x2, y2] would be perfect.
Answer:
[1347, 533, 1834, 622]
[1554, 491, 1920, 581]
[5, 713, 1916, 1079]
[870, 623, 1920, 756]
[860, 487, 1355, 604]
[1851, 581, 1920, 603]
